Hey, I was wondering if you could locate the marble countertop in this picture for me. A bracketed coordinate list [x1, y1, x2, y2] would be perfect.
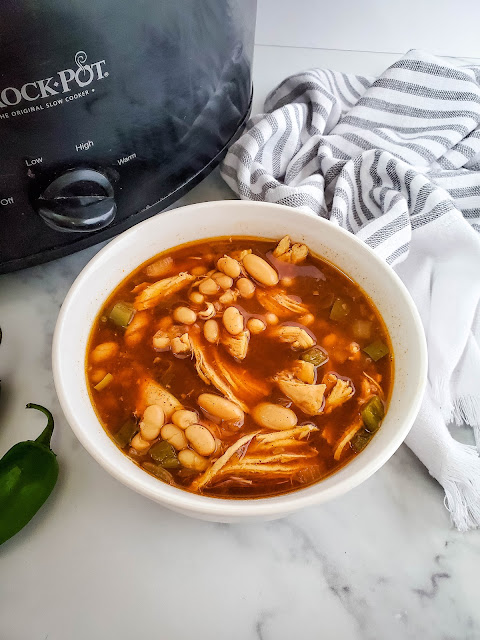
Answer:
[1, 45, 479, 640]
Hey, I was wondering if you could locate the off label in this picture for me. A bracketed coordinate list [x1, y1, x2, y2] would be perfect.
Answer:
[1, 196, 14, 206]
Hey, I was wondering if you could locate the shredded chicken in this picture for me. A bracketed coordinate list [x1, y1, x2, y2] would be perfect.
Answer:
[131, 282, 149, 294]
[221, 329, 250, 360]
[213, 352, 271, 403]
[190, 424, 318, 490]
[323, 375, 355, 413]
[292, 360, 316, 384]
[171, 333, 191, 355]
[137, 377, 182, 419]
[333, 418, 363, 461]
[152, 323, 190, 353]
[134, 272, 195, 310]
[270, 325, 315, 350]
[361, 372, 384, 399]
[256, 288, 309, 318]
[189, 332, 269, 411]
[190, 333, 249, 412]
[275, 372, 326, 416]
[273, 235, 309, 264]
[230, 248, 252, 262]
[190, 432, 259, 490]
[256, 425, 317, 443]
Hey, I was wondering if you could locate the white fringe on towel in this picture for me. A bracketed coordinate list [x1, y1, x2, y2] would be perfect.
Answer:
[221, 50, 480, 531]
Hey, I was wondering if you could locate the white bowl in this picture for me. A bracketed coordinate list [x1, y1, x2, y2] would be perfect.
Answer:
[53, 200, 427, 522]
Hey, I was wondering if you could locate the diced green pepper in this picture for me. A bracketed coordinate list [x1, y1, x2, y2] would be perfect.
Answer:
[351, 428, 372, 452]
[108, 301, 135, 328]
[143, 462, 174, 484]
[300, 346, 328, 367]
[113, 419, 138, 448]
[329, 298, 351, 322]
[149, 440, 181, 469]
[361, 395, 385, 432]
[363, 340, 389, 361]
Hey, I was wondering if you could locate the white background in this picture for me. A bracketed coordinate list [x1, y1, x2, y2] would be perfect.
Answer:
[256, 0, 480, 58]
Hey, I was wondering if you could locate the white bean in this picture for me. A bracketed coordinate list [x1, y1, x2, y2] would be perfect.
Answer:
[131, 433, 151, 453]
[161, 423, 188, 450]
[243, 254, 279, 286]
[90, 368, 107, 384]
[219, 289, 236, 305]
[173, 306, 197, 325]
[178, 449, 209, 471]
[172, 409, 198, 429]
[215, 274, 234, 290]
[265, 313, 279, 325]
[199, 278, 219, 295]
[185, 424, 216, 456]
[204, 319, 220, 343]
[222, 306, 244, 335]
[191, 265, 208, 276]
[124, 311, 150, 348]
[299, 313, 315, 326]
[189, 291, 205, 305]
[247, 317, 266, 334]
[139, 404, 165, 440]
[217, 256, 241, 279]
[153, 330, 170, 351]
[197, 393, 244, 422]
[237, 277, 255, 299]
[252, 403, 298, 430]
[91, 341, 119, 363]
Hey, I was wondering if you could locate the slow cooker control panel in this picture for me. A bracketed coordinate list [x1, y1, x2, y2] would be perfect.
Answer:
[36, 169, 117, 233]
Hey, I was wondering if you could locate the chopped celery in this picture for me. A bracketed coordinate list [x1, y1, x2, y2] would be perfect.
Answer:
[94, 373, 113, 391]
[361, 395, 385, 432]
[113, 419, 138, 448]
[149, 440, 181, 469]
[143, 462, 174, 484]
[363, 340, 389, 361]
[108, 301, 135, 328]
[300, 346, 328, 367]
[329, 298, 351, 322]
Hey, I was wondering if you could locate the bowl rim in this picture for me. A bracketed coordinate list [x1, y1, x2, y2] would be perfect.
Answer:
[52, 200, 427, 518]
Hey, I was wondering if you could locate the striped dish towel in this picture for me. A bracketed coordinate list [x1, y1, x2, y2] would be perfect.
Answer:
[221, 49, 480, 531]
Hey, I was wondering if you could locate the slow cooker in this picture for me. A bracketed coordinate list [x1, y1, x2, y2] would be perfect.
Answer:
[0, 0, 256, 273]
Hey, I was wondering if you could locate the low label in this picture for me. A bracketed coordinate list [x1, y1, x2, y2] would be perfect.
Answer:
[25, 157, 43, 167]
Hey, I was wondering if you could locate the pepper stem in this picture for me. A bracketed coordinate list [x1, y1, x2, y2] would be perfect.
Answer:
[26, 403, 55, 448]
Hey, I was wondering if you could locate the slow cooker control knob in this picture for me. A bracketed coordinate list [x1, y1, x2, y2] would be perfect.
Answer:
[37, 169, 116, 233]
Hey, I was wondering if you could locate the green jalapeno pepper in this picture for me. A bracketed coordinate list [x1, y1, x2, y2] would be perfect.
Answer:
[0, 403, 59, 545]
